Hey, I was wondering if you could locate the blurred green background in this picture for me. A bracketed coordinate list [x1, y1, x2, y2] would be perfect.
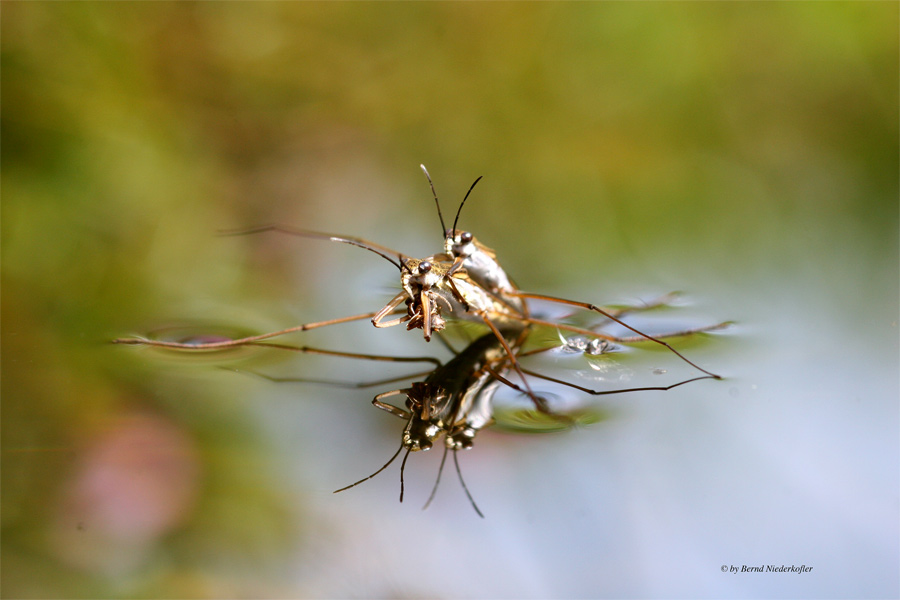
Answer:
[2, 2, 897, 598]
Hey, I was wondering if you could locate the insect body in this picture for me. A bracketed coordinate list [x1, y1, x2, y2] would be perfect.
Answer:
[373, 332, 510, 451]
[385, 256, 526, 341]
[115, 167, 728, 410]
[334, 332, 517, 517]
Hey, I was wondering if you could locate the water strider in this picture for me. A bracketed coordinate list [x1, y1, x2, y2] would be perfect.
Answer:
[114, 166, 728, 420]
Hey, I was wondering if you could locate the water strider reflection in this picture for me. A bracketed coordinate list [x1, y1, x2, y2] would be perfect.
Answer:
[217, 309, 725, 516]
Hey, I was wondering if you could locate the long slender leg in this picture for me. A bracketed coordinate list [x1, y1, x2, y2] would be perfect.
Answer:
[492, 367, 715, 401]
[596, 291, 682, 320]
[225, 343, 445, 388]
[113, 310, 397, 350]
[241, 343, 442, 367]
[526, 291, 681, 327]
[514, 315, 627, 340]
[520, 370, 717, 396]
[520, 314, 731, 346]
[483, 361, 715, 406]
[479, 303, 660, 342]
[445, 276, 471, 313]
[603, 321, 733, 342]
[480, 316, 559, 418]
[231, 368, 436, 389]
[514, 319, 731, 359]
[510, 292, 722, 379]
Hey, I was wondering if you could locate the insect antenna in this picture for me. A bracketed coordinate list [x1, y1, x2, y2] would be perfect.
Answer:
[398, 256, 415, 275]
[334, 443, 405, 494]
[451, 175, 483, 238]
[421, 446, 484, 518]
[218, 225, 405, 271]
[422, 445, 449, 512]
[453, 449, 484, 518]
[420, 164, 448, 239]
[399, 447, 412, 503]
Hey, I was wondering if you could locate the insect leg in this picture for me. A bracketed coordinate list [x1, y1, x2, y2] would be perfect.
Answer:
[224, 344, 442, 388]
[372, 389, 415, 420]
[242, 343, 443, 366]
[514, 318, 730, 360]
[230, 368, 437, 389]
[372, 292, 412, 328]
[510, 292, 722, 379]
[421, 293, 435, 341]
[520, 370, 718, 396]
[591, 291, 683, 321]
[479, 316, 559, 418]
[601, 321, 733, 342]
[112, 310, 398, 350]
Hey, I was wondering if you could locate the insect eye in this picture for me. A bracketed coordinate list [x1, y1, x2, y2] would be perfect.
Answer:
[460, 231, 473, 242]
[418, 261, 432, 274]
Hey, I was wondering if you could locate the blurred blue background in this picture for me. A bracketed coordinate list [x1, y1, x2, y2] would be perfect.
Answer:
[2, 3, 897, 598]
